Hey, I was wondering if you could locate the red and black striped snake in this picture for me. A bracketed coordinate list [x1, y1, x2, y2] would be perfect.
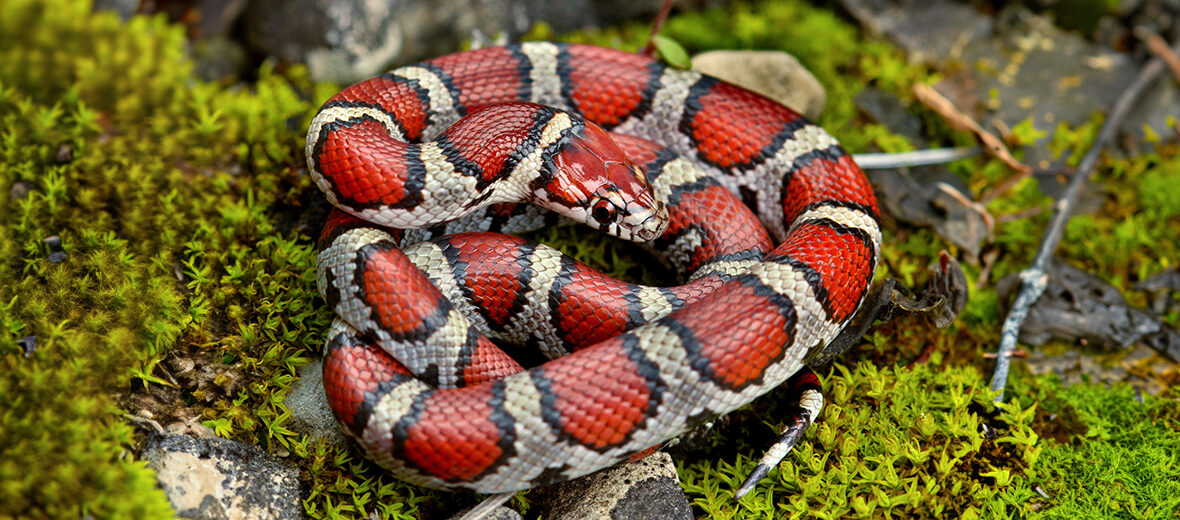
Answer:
[308, 41, 880, 495]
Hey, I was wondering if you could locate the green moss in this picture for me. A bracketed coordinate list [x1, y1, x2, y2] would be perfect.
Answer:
[0, 0, 334, 516]
[679, 356, 1042, 519]
[1009, 378, 1180, 518]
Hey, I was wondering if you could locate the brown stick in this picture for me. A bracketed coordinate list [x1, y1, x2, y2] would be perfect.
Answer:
[913, 83, 1033, 182]
[1145, 33, 1180, 82]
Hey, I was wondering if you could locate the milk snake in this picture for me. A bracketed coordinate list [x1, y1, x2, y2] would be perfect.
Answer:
[308, 42, 881, 495]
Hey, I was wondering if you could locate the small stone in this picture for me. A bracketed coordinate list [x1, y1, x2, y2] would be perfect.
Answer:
[9, 180, 33, 200]
[55, 144, 73, 164]
[44, 235, 67, 264]
[18, 335, 36, 357]
[691, 50, 827, 121]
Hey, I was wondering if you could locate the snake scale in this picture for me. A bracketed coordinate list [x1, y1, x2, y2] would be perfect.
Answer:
[307, 41, 881, 494]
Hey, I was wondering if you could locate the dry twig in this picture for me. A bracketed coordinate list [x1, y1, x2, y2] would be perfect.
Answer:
[1143, 32, 1180, 82]
[988, 35, 1180, 401]
[913, 83, 1033, 177]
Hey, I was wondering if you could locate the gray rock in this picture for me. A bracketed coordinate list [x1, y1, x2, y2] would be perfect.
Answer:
[143, 433, 302, 520]
[241, 0, 676, 84]
[10, 180, 33, 200]
[285, 360, 349, 446]
[190, 37, 250, 82]
[195, 0, 248, 38]
[691, 50, 827, 121]
[1120, 74, 1180, 153]
[854, 87, 926, 146]
[839, 0, 1179, 154]
[537, 452, 692, 520]
[1025, 343, 1174, 396]
[993, 9, 1178, 152]
[961, 9, 1141, 165]
[243, 0, 409, 84]
[837, 0, 993, 64]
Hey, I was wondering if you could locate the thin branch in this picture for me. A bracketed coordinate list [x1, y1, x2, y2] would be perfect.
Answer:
[913, 83, 1033, 175]
[853, 147, 979, 169]
[1142, 32, 1180, 82]
[988, 35, 1180, 401]
[640, 0, 676, 58]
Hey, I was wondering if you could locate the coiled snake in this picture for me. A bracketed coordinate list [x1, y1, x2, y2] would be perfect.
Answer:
[308, 42, 881, 495]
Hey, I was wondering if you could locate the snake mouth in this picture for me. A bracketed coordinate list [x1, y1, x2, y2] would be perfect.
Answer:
[631, 201, 669, 242]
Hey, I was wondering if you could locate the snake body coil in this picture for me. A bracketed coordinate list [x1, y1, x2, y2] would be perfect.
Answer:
[308, 42, 881, 493]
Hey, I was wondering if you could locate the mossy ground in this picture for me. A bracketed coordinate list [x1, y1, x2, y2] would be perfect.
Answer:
[1, 0, 1177, 519]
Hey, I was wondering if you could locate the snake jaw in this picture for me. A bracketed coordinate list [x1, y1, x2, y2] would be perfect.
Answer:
[630, 199, 669, 242]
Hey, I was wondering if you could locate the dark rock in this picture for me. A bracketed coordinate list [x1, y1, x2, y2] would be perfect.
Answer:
[536, 452, 692, 520]
[867, 166, 990, 260]
[142, 433, 302, 520]
[963, 9, 1140, 165]
[241, 0, 689, 83]
[836, 0, 993, 63]
[44, 235, 67, 264]
[839, 0, 1179, 156]
[854, 87, 926, 146]
[1120, 75, 1180, 150]
[1031, 169, 1107, 216]
[1136, 267, 1180, 315]
[997, 258, 1175, 351]
[691, 50, 827, 120]
[1142, 326, 1180, 362]
[242, 0, 410, 83]
[195, 0, 248, 38]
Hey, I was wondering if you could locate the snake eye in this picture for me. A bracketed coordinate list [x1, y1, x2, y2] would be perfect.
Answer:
[591, 199, 616, 223]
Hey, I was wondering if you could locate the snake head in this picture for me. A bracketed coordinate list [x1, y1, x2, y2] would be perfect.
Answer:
[544, 121, 669, 242]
